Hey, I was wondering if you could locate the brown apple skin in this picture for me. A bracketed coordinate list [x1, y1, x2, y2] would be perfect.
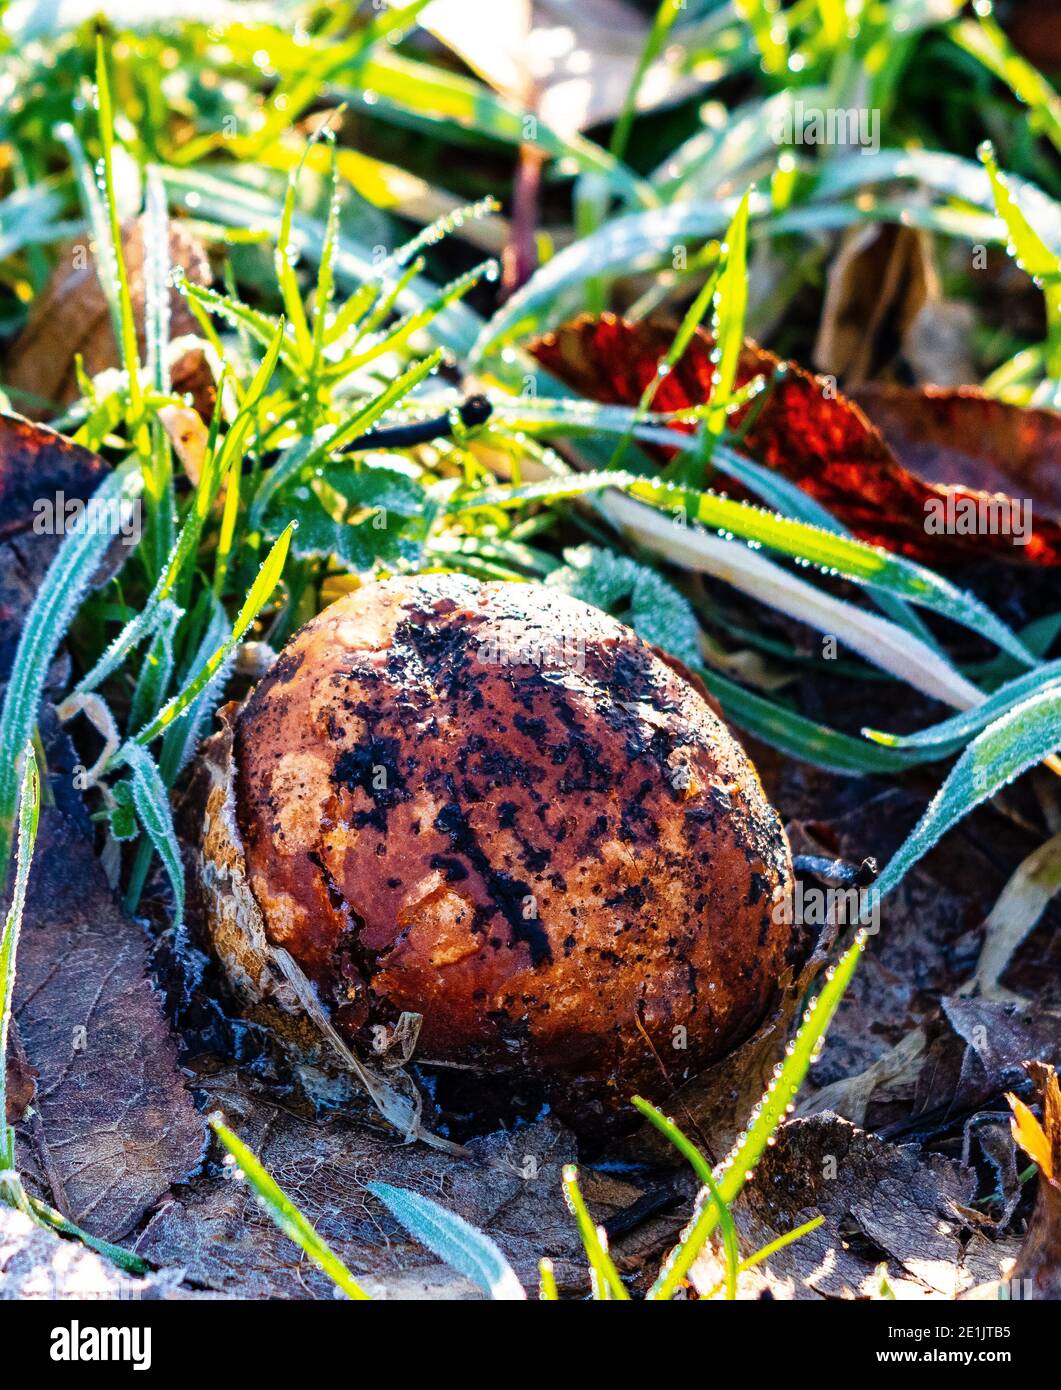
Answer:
[224, 574, 794, 1112]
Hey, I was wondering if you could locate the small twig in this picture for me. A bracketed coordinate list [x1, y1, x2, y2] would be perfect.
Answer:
[792, 853, 879, 888]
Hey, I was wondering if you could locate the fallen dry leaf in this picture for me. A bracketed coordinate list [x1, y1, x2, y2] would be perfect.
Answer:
[814, 223, 938, 387]
[960, 830, 1061, 1001]
[690, 1114, 980, 1299]
[135, 1070, 593, 1298]
[4, 217, 210, 417]
[12, 795, 205, 1242]
[532, 313, 1061, 565]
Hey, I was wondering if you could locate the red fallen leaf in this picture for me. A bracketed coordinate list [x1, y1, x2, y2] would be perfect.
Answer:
[531, 314, 1061, 566]
[0, 413, 109, 543]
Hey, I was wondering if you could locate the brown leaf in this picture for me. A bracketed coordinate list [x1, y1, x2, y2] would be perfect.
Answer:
[690, 1114, 978, 1298]
[814, 224, 937, 387]
[135, 1072, 592, 1298]
[531, 313, 1061, 565]
[852, 382, 1061, 524]
[4, 1050, 36, 1125]
[12, 802, 205, 1242]
[4, 217, 210, 417]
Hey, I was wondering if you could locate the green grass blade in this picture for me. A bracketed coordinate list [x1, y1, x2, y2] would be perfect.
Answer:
[873, 686, 1061, 900]
[0, 461, 142, 875]
[735, 0, 790, 77]
[610, 0, 686, 163]
[703, 189, 751, 457]
[697, 668, 935, 774]
[627, 479, 1032, 665]
[210, 1117, 370, 1300]
[250, 351, 443, 529]
[650, 928, 867, 1298]
[633, 1097, 740, 1299]
[561, 1164, 629, 1300]
[132, 522, 294, 747]
[1, 744, 40, 1188]
[143, 165, 171, 393]
[864, 659, 1061, 753]
[119, 742, 185, 927]
[95, 37, 142, 419]
[952, 13, 1061, 158]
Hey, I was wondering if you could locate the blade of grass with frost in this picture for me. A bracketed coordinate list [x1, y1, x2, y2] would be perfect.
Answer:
[474, 193, 767, 360]
[324, 197, 497, 349]
[53, 124, 122, 346]
[368, 1182, 525, 1301]
[953, 13, 1061, 158]
[697, 668, 930, 774]
[95, 38, 142, 421]
[119, 742, 185, 926]
[211, 1118, 370, 1300]
[321, 261, 494, 378]
[125, 599, 233, 913]
[980, 141, 1061, 380]
[493, 400, 941, 650]
[275, 146, 315, 365]
[651, 927, 866, 1298]
[70, 331, 276, 694]
[735, 0, 790, 76]
[633, 1097, 739, 1299]
[355, 258, 425, 342]
[561, 1165, 628, 1300]
[0, 461, 142, 875]
[651, 683, 1061, 1293]
[131, 522, 294, 748]
[874, 686, 1061, 901]
[127, 603, 181, 735]
[231, 0, 434, 162]
[653, 90, 823, 199]
[162, 166, 484, 359]
[183, 283, 294, 368]
[864, 659, 1061, 754]
[328, 51, 655, 208]
[810, 149, 1061, 252]
[600, 492, 990, 706]
[213, 457, 242, 598]
[158, 598, 232, 784]
[702, 190, 751, 466]
[309, 144, 341, 391]
[624, 481, 1031, 667]
[249, 350, 443, 529]
[143, 167, 171, 393]
[538, 1259, 558, 1301]
[608, 266, 721, 471]
[454, 471, 635, 513]
[211, 320, 286, 484]
[1, 745, 39, 1193]
[610, 0, 686, 163]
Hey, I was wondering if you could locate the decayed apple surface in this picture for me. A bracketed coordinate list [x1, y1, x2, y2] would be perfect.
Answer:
[204, 574, 795, 1116]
